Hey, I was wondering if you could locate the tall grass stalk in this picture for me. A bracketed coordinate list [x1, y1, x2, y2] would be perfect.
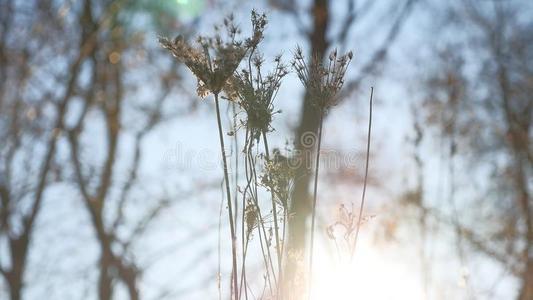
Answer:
[242, 131, 276, 294]
[262, 132, 282, 272]
[214, 93, 239, 300]
[248, 147, 278, 288]
[350, 87, 374, 260]
[261, 130, 284, 298]
[308, 111, 324, 299]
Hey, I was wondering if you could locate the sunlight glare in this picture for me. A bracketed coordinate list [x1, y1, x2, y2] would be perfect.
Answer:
[311, 237, 424, 300]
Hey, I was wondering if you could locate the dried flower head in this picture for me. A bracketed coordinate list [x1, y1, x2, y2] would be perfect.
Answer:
[292, 46, 353, 110]
[327, 203, 375, 251]
[246, 10, 268, 49]
[244, 199, 259, 238]
[159, 11, 267, 97]
[226, 53, 288, 139]
[260, 148, 294, 210]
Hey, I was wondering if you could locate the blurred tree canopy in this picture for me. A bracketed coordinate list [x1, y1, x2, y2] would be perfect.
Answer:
[0, 0, 531, 299]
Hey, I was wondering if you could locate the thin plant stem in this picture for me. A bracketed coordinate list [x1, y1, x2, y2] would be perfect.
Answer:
[214, 93, 239, 300]
[262, 131, 283, 298]
[243, 133, 275, 293]
[350, 87, 374, 260]
[238, 235, 250, 300]
[249, 149, 278, 288]
[232, 102, 239, 228]
[308, 110, 324, 300]
[279, 206, 288, 298]
[262, 132, 282, 272]
[218, 181, 224, 300]
[238, 194, 249, 300]
[239, 129, 249, 300]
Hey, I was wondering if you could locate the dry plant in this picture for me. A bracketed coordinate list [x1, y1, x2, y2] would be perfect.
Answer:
[292, 46, 353, 298]
[160, 10, 368, 300]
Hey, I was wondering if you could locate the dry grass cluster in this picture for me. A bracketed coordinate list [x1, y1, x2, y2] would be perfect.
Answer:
[159, 10, 366, 300]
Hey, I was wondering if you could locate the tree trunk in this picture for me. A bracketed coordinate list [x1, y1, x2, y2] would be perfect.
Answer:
[98, 252, 113, 300]
[4, 223, 33, 300]
[515, 158, 532, 300]
[513, 143, 532, 300]
[284, 0, 329, 296]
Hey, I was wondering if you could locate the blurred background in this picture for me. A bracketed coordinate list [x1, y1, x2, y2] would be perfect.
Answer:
[0, 0, 531, 299]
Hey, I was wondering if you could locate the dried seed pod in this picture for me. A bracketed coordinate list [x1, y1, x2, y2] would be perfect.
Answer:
[292, 47, 353, 110]
[159, 11, 269, 97]
[225, 52, 288, 139]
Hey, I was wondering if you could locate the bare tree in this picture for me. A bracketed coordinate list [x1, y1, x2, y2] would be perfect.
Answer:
[0, 0, 192, 299]
[392, 1, 532, 298]
[0, 1, 99, 298]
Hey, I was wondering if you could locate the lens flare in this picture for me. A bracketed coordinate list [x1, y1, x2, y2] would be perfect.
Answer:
[311, 237, 425, 300]
[175, 0, 205, 19]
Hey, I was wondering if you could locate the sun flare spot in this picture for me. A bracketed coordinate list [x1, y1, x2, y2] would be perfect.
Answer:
[311, 237, 424, 300]
[174, 0, 205, 19]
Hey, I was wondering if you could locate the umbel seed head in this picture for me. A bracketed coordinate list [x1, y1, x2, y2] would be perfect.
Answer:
[225, 52, 288, 139]
[159, 11, 268, 97]
[292, 47, 353, 110]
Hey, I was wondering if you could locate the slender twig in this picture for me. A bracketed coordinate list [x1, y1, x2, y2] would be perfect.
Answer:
[447, 96, 473, 298]
[214, 93, 239, 300]
[350, 87, 374, 260]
